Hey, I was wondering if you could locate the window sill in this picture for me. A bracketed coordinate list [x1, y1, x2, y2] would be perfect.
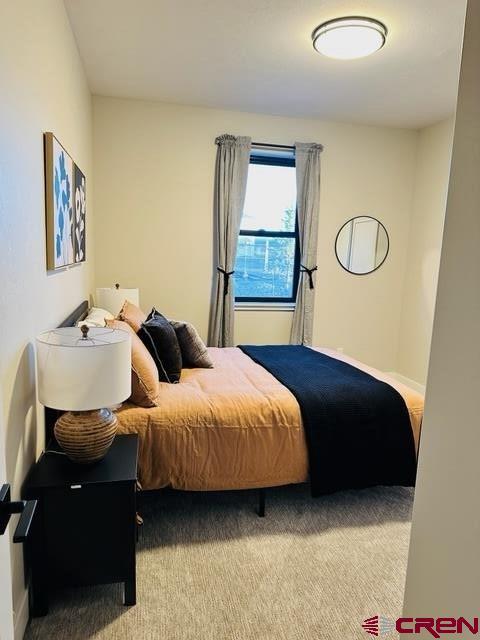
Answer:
[235, 302, 296, 312]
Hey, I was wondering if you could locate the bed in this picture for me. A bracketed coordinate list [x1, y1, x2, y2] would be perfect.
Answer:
[115, 346, 423, 492]
[46, 302, 423, 500]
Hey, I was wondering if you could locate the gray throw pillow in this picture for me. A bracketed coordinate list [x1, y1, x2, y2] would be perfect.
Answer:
[169, 320, 214, 369]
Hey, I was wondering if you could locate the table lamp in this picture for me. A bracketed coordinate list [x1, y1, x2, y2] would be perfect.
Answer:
[96, 284, 140, 316]
[36, 326, 131, 464]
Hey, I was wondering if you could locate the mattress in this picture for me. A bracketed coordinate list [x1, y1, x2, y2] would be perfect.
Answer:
[115, 347, 423, 491]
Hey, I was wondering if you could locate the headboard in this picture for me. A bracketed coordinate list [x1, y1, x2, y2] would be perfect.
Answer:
[44, 300, 89, 445]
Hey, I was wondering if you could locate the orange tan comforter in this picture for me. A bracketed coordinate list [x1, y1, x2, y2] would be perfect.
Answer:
[116, 347, 423, 491]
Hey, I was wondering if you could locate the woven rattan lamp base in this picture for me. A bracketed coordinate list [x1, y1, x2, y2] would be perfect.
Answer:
[54, 409, 118, 464]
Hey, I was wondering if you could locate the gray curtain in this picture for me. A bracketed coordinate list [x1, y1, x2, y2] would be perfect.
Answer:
[290, 142, 324, 345]
[208, 134, 251, 347]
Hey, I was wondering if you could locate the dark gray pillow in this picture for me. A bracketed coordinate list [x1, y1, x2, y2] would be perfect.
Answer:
[138, 311, 182, 383]
[170, 320, 214, 369]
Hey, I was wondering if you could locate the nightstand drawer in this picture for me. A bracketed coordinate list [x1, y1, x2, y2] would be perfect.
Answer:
[42, 481, 136, 586]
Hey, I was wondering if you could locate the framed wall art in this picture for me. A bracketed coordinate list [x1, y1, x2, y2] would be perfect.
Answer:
[73, 163, 86, 263]
[44, 132, 86, 269]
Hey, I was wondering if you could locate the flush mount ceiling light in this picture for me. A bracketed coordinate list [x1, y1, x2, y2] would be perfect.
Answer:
[312, 16, 387, 60]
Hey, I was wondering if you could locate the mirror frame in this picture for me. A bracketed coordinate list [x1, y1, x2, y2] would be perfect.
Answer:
[335, 216, 390, 276]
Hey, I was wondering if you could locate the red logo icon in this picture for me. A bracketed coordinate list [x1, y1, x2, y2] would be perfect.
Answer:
[362, 615, 395, 636]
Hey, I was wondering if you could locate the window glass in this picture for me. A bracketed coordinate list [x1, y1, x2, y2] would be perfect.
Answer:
[234, 153, 299, 303]
[235, 236, 297, 299]
[241, 164, 296, 232]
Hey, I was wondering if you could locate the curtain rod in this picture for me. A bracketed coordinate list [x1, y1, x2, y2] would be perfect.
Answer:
[252, 142, 295, 150]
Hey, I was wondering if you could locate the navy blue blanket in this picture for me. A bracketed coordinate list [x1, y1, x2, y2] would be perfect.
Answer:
[239, 345, 417, 496]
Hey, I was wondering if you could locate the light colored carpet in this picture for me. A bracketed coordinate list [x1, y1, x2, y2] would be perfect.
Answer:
[25, 484, 413, 640]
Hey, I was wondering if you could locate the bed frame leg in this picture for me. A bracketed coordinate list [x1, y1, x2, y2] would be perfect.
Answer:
[257, 488, 266, 518]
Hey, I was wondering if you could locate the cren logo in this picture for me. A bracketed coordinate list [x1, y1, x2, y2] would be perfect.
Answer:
[362, 615, 396, 636]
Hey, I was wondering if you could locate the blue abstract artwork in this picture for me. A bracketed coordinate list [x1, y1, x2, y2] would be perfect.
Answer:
[45, 133, 75, 269]
[52, 137, 74, 267]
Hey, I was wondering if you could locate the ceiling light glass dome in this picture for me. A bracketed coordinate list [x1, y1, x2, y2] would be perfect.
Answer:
[312, 17, 387, 60]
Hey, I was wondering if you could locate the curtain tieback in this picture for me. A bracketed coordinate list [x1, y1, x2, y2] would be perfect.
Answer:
[217, 267, 235, 296]
[300, 264, 318, 289]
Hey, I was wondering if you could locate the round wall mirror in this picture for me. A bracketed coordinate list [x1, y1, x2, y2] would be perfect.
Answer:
[335, 216, 389, 275]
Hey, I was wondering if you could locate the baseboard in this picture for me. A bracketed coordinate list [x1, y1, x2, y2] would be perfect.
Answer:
[14, 587, 29, 640]
[387, 371, 426, 395]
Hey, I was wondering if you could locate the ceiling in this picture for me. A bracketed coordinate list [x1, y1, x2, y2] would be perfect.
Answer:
[64, 0, 467, 129]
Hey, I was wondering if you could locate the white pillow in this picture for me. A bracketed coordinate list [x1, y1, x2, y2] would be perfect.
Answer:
[76, 307, 114, 328]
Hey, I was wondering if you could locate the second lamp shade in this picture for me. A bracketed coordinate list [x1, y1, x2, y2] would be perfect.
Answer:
[96, 286, 139, 316]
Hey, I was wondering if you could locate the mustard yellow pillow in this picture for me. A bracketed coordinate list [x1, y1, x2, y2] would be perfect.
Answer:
[107, 319, 159, 407]
[118, 300, 147, 333]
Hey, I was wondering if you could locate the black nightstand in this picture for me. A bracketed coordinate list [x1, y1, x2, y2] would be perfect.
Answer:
[25, 434, 138, 616]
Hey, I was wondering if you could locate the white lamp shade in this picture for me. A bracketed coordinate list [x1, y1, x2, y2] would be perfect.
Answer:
[96, 287, 139, 316]
[36, 327, 131, 411]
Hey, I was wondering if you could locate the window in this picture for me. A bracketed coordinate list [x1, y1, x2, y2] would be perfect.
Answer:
[234, 151, 299, 303]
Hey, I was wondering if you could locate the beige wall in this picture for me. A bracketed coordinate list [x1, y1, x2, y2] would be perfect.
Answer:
[396, 118, 454, 385]
[0, 1, 93, 637]
[403, 0, 478, 624]
[93, 97, 419, 372]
